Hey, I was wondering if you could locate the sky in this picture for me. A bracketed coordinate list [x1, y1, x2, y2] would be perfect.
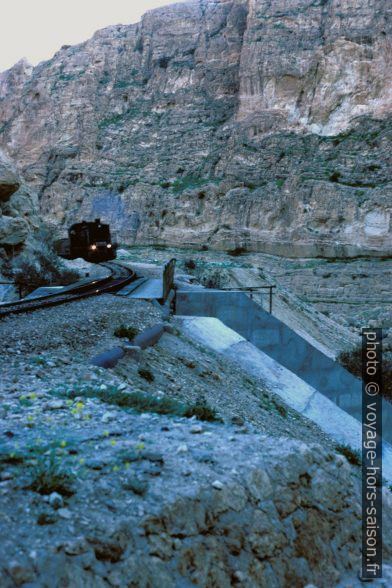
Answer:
[0, 0, 180, 73]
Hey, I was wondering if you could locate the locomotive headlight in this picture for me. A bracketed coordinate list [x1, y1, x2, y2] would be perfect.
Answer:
[107, 244, 112, 248]
[90, 244, 97, 250]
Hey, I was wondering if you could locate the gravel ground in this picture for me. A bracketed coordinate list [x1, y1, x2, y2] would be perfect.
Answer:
[0, 293, 333, 446]
[0, 291, 346, 586]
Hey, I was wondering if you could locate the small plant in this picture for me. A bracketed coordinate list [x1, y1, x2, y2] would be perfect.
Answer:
[329, 171, 341, 182]
[184, 402, 220, 422]
[259, 394, 287, 417]
[338, 346, 392, 399]
[184, 258, 197, 270]
[52, 385, 222, 422]
[275, 402, 288, 418]
[122, 475, 148, 495]
[37, 512, 57, 525]
[0, 450, 25, 466]
[138, 368, 155, 382]
[26, 452, 75, 496]
[335, 444, 362, 467]
[114, 325, 139, 340]
[227, 246, 247, 257]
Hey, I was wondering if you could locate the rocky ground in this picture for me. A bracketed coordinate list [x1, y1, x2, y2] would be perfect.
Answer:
[2, 285, 392, 586]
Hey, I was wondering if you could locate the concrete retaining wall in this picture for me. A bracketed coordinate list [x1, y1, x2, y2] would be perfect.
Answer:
[176, 290, 392, 442]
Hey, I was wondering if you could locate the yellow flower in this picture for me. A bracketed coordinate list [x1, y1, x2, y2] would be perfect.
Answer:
[26, 415, 34, 422]
[59, 440, 67, 448]
[66, 399, 73, 406]
[29, 393, 37, 400]
[103, 430, 110, 437]
[76, 402, 84, 411]
[111, 440, 117, 446]
[135, 442, 145, 451]
[79, 458, 85, 465]
[113, 465, 119, 472]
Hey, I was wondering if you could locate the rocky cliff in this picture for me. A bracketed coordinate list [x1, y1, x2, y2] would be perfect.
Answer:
[0, 149, 39, 258]
[0, 0, 391, 257]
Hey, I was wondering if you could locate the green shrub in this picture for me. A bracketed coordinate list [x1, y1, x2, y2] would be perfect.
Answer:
[114, 325, 139, 340]
[138, 368, 155, 382]
[184, 403, 220, 422]
[275, 402, 288, 418]
[184, 258, 197, 270]
[0, 450, 25, 466]
[338, 345, 391, 399]
[227, 246, 247, 257]
[335, 444, 361, 467]
[26, 452, 75, 496]
[122, 475, 148, 495]
[329, 171, 341, 182]
[37, 512, 57, 525]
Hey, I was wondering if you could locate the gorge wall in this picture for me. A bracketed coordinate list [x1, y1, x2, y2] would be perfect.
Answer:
[0, 149, 39, 262]
[0, 0, 391, 257]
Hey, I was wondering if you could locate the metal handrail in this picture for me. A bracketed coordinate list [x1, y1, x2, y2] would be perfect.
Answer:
[218, 285, 276, 313]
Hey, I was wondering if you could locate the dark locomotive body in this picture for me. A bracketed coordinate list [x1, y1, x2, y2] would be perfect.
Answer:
[55, 219, 117, 262]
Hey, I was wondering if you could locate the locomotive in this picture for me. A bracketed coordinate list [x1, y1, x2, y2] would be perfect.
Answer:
[55, 219, 117, 262]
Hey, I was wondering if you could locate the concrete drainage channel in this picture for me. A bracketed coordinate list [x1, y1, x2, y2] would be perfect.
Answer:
[89, 275, 392, 482]
[173, 289, 392, 484]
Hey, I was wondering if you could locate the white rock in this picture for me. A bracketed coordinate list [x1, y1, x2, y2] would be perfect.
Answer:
[0, 471, 13, 481]
[58, 508, 72, 519]
[190, 424, 203, 434]
[101, 411, 115, 423]
[49, 492, 64, 509]
[176, 444, 188, 454]
[212, 480, 224, 490]
[47, 400, 65, 410]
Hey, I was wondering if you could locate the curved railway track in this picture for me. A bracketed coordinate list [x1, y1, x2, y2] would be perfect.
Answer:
[0, 261, 136, 319]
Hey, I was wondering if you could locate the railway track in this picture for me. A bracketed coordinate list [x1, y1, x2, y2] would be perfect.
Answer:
[0, 261, 136, 318]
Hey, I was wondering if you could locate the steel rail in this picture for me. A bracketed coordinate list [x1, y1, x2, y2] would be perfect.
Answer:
[0, 261, 136, 318]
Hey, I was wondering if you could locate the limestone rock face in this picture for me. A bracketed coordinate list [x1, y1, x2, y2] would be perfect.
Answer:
[0, 149, 39, 247]
[0, 150, 19, 202]
[0, 0, 391, 256]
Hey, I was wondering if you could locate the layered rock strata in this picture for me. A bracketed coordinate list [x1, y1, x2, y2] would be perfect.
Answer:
[0, 0, 390, 256]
